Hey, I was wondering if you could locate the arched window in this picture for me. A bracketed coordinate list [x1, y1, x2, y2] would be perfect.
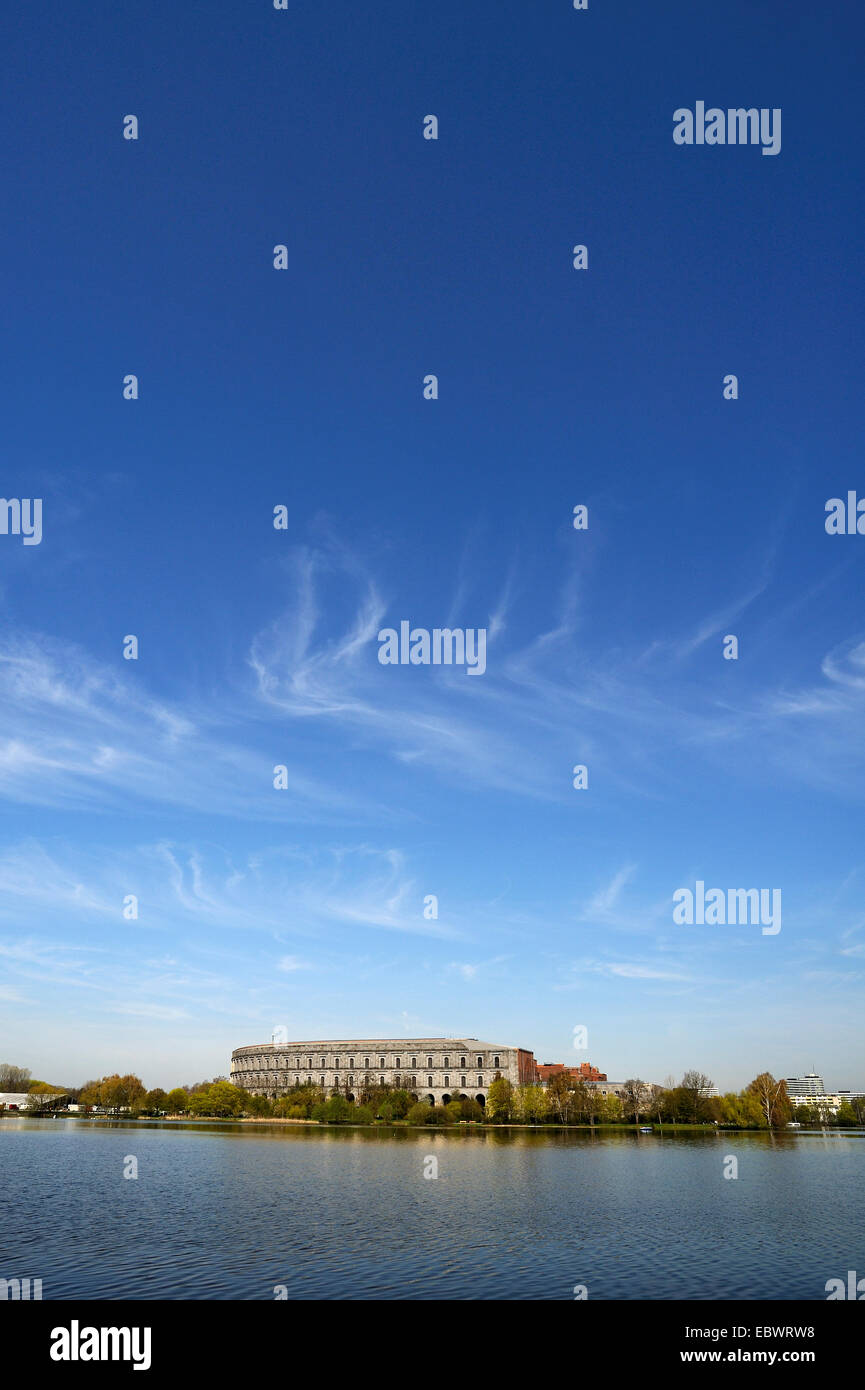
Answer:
[460, 1056, 466, 1067]
[349, 1058, 355, 1069]
[307, 1058, 312, 1069]
[365, 1057, 370, 1068]
[477, 1056, 483, 1067]
[494, 1055, 500, 1068]
[294, 1076, 299, 1085]
[461, 1075, 466, 1086]
[411, 1076, 416, 1087]
[444, 1057, 449, 1068]
[428, 1076, 433, 1087]
[320, 1076, 325, 1085]
[335, 1058, 340, 1069]
[379, 1057, 385, 1068]
[427, 1056, 433, 1067]
[444, 1076, 449, 1088]
[349, 1076, 354, 1086]
[478, 1076, 483, 1087]
[320, 1057, 326, 1068]
[411, 1056, 417, 1068]
[396, 1058, 401, 1068]
[380, 1076, 385, 1086]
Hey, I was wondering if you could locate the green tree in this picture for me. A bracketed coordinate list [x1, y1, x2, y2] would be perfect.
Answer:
[386, 1089, 415, 1119]
[582, 1083, 603, 1130]
[459, 1097, 484, 1122]
[207, 1081, 246, 1117]
[144, 1088, 167, 1113]
[166, 1088, 188, 1114]
[406, 1102, 437, 1125]
[25, 1083, 66, 1113]
[546, 1072, 577, 1124]
[513, 1084, 550, 1124]
[599, 1093, 623, 1123]
[486, 1076, 513, 1123]
[188, 1089, 214, 1116]
[322, 1095, 351, 1124]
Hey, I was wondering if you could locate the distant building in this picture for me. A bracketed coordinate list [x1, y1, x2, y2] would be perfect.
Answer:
[231, 1038, 537, 1107]
[536, 1062, 607, 1083]
[786, 1072, 825, 1099]
[791, 1092, 848, 1118]
[0, 1093, 31, 1111]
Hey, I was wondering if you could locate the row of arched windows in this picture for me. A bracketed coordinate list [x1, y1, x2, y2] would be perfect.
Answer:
[234, 1052, 501, 1071]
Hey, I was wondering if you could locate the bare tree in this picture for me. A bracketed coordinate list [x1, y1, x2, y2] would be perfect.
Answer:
[680, 1071, 714, 1125]
[0, 1063, 31, 1091]
[622, 1079, 651, 1126]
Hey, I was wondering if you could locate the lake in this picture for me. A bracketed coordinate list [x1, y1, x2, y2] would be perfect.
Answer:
[1, 1119, 862, 1300]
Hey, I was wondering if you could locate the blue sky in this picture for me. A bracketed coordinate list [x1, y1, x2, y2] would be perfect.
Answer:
[1, 1, 863, 1093]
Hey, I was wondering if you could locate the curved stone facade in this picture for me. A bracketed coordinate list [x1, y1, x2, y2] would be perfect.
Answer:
[230, 1037, 536, 1105]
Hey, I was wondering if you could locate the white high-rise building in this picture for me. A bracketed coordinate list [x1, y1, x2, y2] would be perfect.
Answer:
[786, 1072, 825, 1098]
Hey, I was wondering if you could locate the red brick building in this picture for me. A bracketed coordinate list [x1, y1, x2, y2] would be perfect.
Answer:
[535, 1061, 607, 1083]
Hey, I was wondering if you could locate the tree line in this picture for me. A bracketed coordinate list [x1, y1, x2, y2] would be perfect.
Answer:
[3, 1061, 863, 1129]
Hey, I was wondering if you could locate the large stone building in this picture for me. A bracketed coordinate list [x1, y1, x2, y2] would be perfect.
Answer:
[230, 1037, 536, 1107]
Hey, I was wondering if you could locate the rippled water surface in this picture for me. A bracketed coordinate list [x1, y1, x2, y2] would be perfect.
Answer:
[1, 1119, 861, 1299]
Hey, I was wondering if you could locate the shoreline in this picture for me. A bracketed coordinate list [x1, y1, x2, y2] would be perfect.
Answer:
[5, 1113, 854, 1135]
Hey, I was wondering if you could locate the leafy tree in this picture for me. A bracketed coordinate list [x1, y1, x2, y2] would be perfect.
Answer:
[386, 1089, 415, 1119]
[846, 1094, 865, 1125]
[188, 1089, 215, 1116]
[244, 1092, 273, 1117]
[144, 1088, 167, 1113]
[166, 1088, 188, 1114]
[406, 1102, 436, 1125]
[513, 1084, 550, 1124]
[459, 1097, 484, 1122]
[322, 1095, 351, 1124]
[582, 1083, 603, 1130]
[206, 1081, 246, 1117]
[25, 1084, 65, 1113]
[605, 1093, 625, 1122]
[746, 1073, 791, 1129]
[274, 1084, 324, 1119]
[547, 1072, 577, 1124]
[486, 1076, 513, 1122]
